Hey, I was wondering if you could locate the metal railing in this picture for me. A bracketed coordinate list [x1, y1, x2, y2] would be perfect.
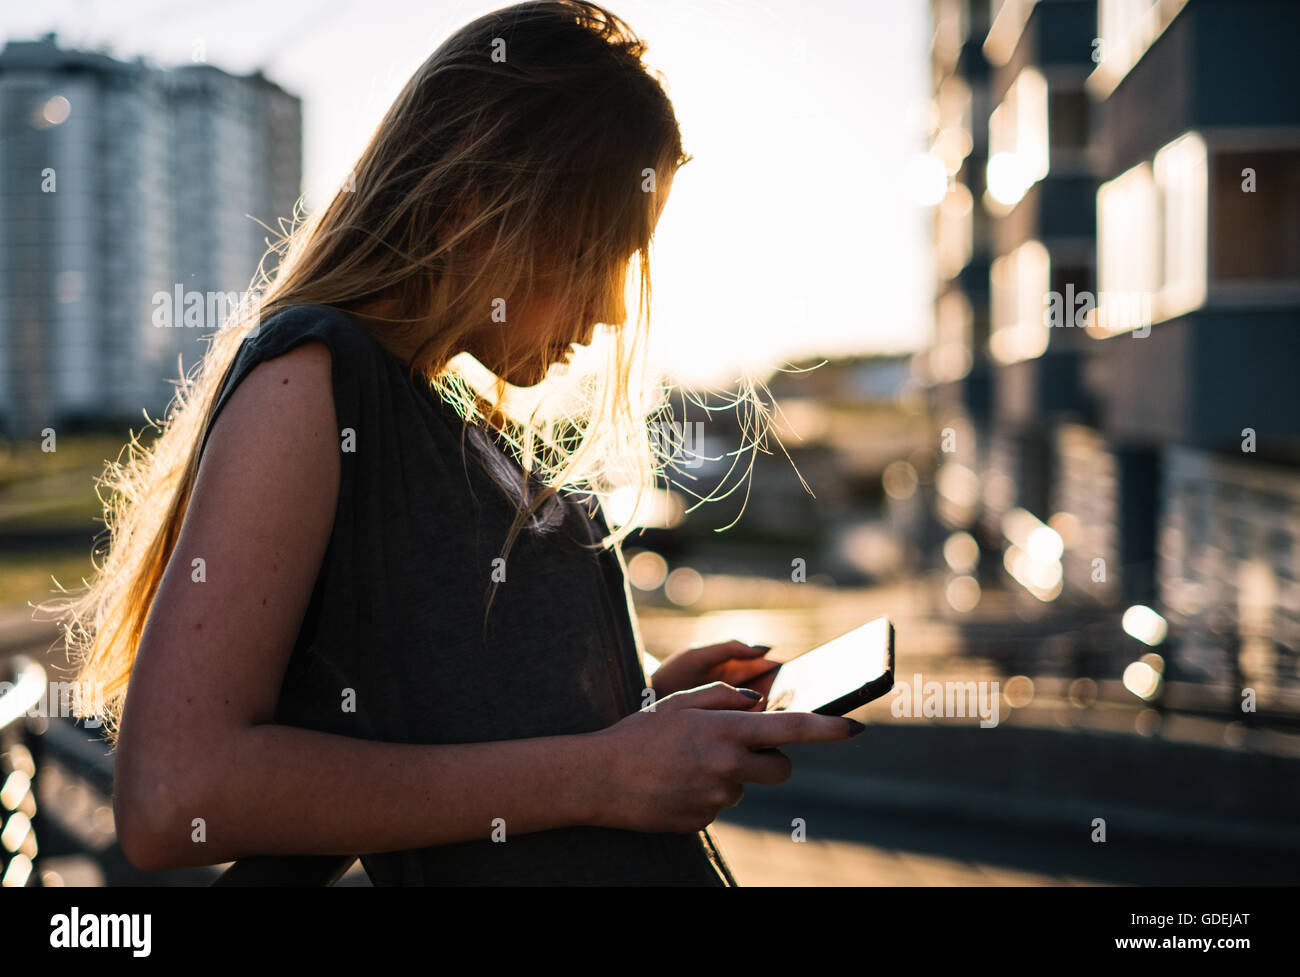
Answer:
[2, 656, 359, 886]
[0, 656, 48, 887]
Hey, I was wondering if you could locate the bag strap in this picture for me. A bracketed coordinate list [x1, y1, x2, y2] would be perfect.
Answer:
[210, 855, 357, 886]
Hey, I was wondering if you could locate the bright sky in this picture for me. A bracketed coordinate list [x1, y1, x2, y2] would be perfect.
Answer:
[6, 0, 934, 386]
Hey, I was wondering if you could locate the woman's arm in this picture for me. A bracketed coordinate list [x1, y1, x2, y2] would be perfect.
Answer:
[112, 342, 605, 871]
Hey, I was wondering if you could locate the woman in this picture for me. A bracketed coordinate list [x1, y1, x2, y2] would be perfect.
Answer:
[58, 0, 861, 885]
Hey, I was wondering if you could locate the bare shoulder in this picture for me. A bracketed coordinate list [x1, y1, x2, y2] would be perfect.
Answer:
[199, 340, 337, 489]
[208, 339, 333, 438]
[182, 336, 341, 587]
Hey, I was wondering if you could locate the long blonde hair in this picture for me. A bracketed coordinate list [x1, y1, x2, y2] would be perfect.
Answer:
[51, 1, 698, 744]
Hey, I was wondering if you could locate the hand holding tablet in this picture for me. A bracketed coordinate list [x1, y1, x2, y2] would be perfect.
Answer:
[761, 616, 895, 716]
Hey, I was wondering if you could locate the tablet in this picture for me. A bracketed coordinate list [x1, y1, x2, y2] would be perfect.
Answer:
[763, 616, 895, 716]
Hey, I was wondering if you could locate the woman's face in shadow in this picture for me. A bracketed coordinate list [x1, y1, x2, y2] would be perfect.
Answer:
[466, 288, 601, 388]
[467, 175, 673, 388]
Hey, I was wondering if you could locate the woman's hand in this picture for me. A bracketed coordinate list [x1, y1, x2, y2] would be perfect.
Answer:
[649, 640, 780, 704]
[590, 682, 861, 834]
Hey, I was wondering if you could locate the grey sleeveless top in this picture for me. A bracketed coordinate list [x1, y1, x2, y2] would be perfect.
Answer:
[198, 303, 734, 885]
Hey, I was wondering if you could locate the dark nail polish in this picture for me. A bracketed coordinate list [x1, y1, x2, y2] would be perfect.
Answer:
[752, 644, 772, 652]
[845, 718, 867, 736]
[738, 688, 762, 700]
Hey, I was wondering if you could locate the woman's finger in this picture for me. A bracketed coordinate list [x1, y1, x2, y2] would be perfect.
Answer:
[690, 640, 772, 668]
[714, 656, 781, 685]
[736, 747, 793, 785]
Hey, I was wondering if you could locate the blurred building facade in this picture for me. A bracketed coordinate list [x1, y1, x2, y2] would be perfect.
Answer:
[0, 34, 301, 436]
[922, 0, 1300, 700]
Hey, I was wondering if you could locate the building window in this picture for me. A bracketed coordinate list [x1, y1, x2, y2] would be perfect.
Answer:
[936, 181, 974, 280]
[1095, 131, 1207, 333]
[1090, 0, 1191, 98]
[930, 288, 974, 382]
[1098, 0, 1160, 75]
[1211, 148, 1300, 285]
[1096, 161, 1158, 333]
[985, 0, 1040, 68]
[986, 68, 1049, 210]
[990, 239, 1050, 364]
[1154, 132, 1208, 319]
[1049, 89, 1089, 153]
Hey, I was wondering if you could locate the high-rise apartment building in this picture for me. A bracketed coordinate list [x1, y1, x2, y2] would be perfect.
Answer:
[0, 34, 301, 435]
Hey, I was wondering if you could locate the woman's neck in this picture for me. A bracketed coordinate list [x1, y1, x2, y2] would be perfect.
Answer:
[347, 298, 437, 366]
[348, 297, 508, 434]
